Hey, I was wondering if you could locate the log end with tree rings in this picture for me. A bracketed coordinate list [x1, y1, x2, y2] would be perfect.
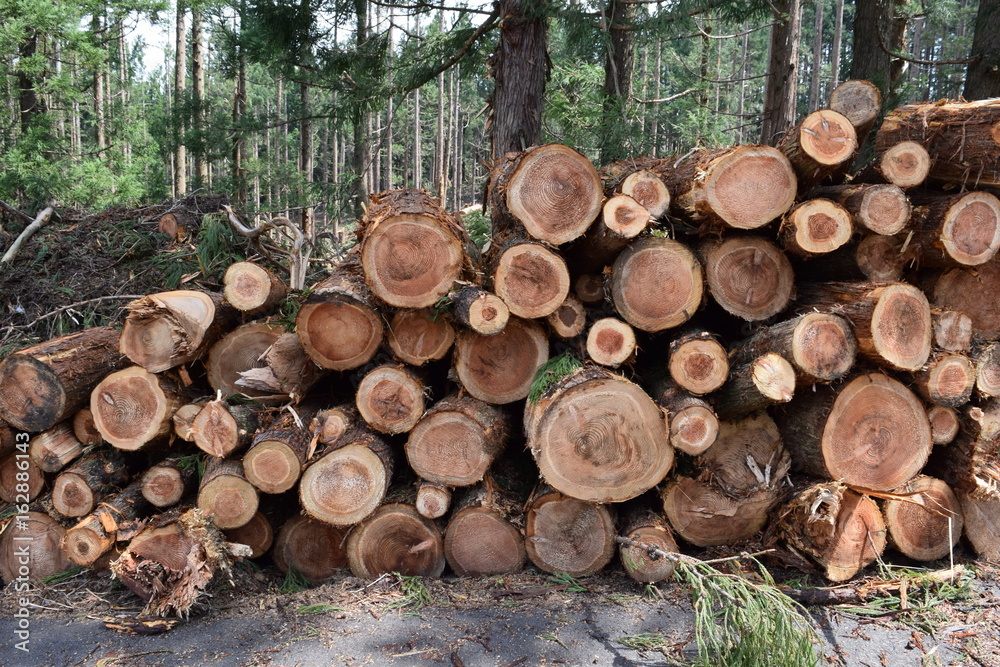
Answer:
[445, 505, 526, 576]
[120, 291, 229, 373]
[451, 287, 510, 336]
[300, 443, 391, 526]
[387, 308, 456, 365]
[795, 109, 858, 166]
[546, 294, 587, 338]
[574, 273, 605, 304]
[506, 143, 603, 245]
[958, 492, 1000, 561]
[192, 401, 242, 458]
[406, 400, 502, 488]
[206, 323, 284, 397]
[855, 234, 907, 282]
[611, 237, 703, 332]
[933, 262, 1000, 341]
[933, 310, 973, 352]
[781, 199, 853, 257]
[602, 195, 650, 240]
[224, 510, 274, 559]
[197, 461, 259, 530]
[526, 369, 673, 503]
[977, 342, 1000, 397]
[884, 476, 963, 562]
[243, 440, 303, 494]
[871, 283, 932, 371]
[493, 242, 570, 319]
[360, 213, 466, 309]
[90, 366, 179, 451]
[525, 491, 615, 576]
[878, 141, 931, 189]
[415, 482, 451, 519]
[855, 184, 911, 236]
[0, 354, 68, 433]
[142, 462, 190, 508]
[223, 261, 287, 313]
[821, 373, 932, 491]
[662, 477, 776, 547]
[939, 192, 1000, 266]
[313, 405, 360, 448]
[669, 405, 719, 456]
[0, 512, 70, 582]
[918, 354, 975, 408]
[172, 403, 203, 442]
[699, 145, 797, 230]
[355, 365, 426, 435]
[296, 296, 384, 371]
[620, 515, 678, 583]
[72, 408, 103, 446]
[586, 318, 637, 368]
[668, 336, 728, 395]
[346, 503, 446, 579]
[704, 236, 794, 321]
[791, 312, 857, 383]
[701, 413, 791, 498]
[621, 170, 670, 219]
[454, 318, 549, 405]
[272, 515, 348, 584]
[927, 405, 960, 445]
[829, 79, 882, 132]
[29, 422, 84, 473]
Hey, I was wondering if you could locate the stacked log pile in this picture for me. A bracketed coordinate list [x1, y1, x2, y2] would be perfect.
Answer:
[2, 87, 1000, 613]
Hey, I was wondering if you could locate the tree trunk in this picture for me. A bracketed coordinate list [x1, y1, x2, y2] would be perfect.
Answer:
[444, 481, 527, 576]
[884, 475, 963, 561]
[963, 0, 1000, 99]
[272, 515, 348, 584]
[760, 0, 802, 145]
[808, 183, 911, 236]
[141, 458, 197, 508]
[599, 0, 637, 163]
[51, 449, 128, 517]
[17, 31, 43, 133]
[831, 0, 845, 88]
[223, 262, 288, 315]
[450, 285, 510, 336]
[703, 236, 795, 321]
[174, 0, 187, 196]
[346, 502, 446, 579]
[907, 191, 1000, 267]
[779, 199, 854, 257]
[197, 458, 258, 530]
[191, 8, 208, 188]
[29, 422, 85, 473]
[524, 487, 616, 576]
[453, 317, 549, 404]
[91, 367, 185, 451]
[809, 0, 825, 111]
[610, 237, 703, 332]
[242, 404, 319, 494]
[65, 480, 151, 566]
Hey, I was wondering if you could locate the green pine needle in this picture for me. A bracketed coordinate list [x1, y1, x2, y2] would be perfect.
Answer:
[528, 352, 583, 403]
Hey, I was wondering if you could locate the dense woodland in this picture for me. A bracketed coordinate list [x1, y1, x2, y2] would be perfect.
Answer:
[1, 0, 998, 229]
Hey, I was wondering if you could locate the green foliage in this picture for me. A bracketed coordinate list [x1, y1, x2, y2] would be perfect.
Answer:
[41, 565, 86, 586]
[528, 352, 584, 403]
[547, 572, 589, 593]
[279, 564, 312, 594]
[296, 603, 345, 614]
[384, 573, 433, 610]
[618, 632, 672, 653]
[461, 208, 491, 251]
[174, 454, 206, 482]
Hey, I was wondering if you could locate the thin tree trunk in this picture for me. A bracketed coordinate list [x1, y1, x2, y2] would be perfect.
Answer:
[174, 0, 187, 196]
[964, 0, 1000, 99]
[809, 0, 825, 111]
[300, 81, 313, 237]
[437, 67, 446, 200]
[831, 0, 845, 88]
[413, 87, 421, 189]
[352, 0, 369, 216]
[760, 0, 802, 145]
[232, 20, 247, 207]
[192, 7, 207, 188]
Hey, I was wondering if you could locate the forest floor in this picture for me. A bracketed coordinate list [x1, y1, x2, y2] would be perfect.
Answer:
[0, 555, 998, 667]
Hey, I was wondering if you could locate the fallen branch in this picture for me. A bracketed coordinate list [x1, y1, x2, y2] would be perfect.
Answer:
[1, 206, 55, 265]
[0, 200, 33, 225]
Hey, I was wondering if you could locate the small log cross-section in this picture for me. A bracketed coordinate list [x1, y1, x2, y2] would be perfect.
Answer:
[142, 458, 197, 508]
[547, 294, 587, 339]
[777, 109, 858, 190]
[871, 141, 931, 189]
[453, 318, 549, 404]
[668, 331, 729, 396]
[525, 366, 673, 503]
[928, 405, 960, 445]
[704, 236, 795, 322]
[359, 189, 468, 308]
[488, 143, 603, 245]
[197, 458, 259, 530]
[489, 238, 571, 319]
[620, 169, 671, 219]
[586, 318, 637, 368]
[934, 310, 974, 352]
[355, 365, 426, 435]
[224, 510, 274, 559]
[91, 366, 184, 451]
[450, 286, 509, 336]
[346, 503, 446, 579]
[713, 353, 796, 421]
[272, 515, 348, 584]
[193, 400, 261, 458]
[242, 405, 317, 494]
[610, 237, 703, 332]
[223, 261, 288, 314]
[914, 353, 976, 408]
[779, 199, 853, 258]
[829, 80, 881, 142]
[415, 481, 451, 519]
[386, 308, 456, 365]
[571, 194, 651, 274]
[909, 191, 1000, 267]
[619, 508, 678, 583]
[0, 326, 126, 432]
[0, 450, 44, 503]
[444, 483, 527, 577]
[72, 408, 102, 446]
[810, 184, 911, 236]
[65, 480, 151, 566]
[206, 322, 285, 398]
[525, 487, 616, 577]
[884, 475, 963, 562]
[120, 290, 240, 373]
[52, 449, 128, 517]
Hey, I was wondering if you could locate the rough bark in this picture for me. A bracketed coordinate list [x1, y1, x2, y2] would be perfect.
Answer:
[29, 422, 85, 473]
[933, 262, 1000, 341]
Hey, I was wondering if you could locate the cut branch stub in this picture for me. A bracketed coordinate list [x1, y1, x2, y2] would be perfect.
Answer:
[524, 488, 615, 576]
[525, 366, 672, 503]
[610, 236, 703, 332]
[704, 236, 794, 321]
[779, 199, 853, 258]
[453, 317, 549, 404]
[206, 322, 285, 398]
[223, 261, 288, 315]
[359, 189, 468, 308]
[345, 503, 446, 579]
[884, 475, 963, 562]
[386, 308, 456, 365]
[90, 366, 184, 451]
[355, 365, 426, 435]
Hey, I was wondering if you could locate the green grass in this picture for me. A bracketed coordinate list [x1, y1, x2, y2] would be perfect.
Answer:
[384, 573, 433, 610]
[618, 632, 672, 653]
[296, 603, 345, 614]
[547, 572, 589, 593]
[42, 565, 85, 585]
[279, 565, 312, 594]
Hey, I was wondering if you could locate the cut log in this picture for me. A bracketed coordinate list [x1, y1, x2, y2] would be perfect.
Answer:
[796, 282, 931, 371]
[405, 394, 509, 487]
[355, 364, 426, 435]
[934, 310, 973, 353]
[192, 399, 262, 458]
[546, 294, 587, 339]
[488, 143, 603, 245]
[713, 353, 795, 420]
[72, 408, 102, 446]
[875, 98, 1000, 189]
[779, 199, 853, 258]
[928, 405, 960, 445]
[197, 458, 258, 529]
[698, 413, 791, 499]
[598, 160, 672, 218]
[489, 238, 571, 319]
[0, 450, 44, 503]
[29, 422, 84, 473]
[661, 146, 797, 230]
[205, 322, 284, 398]
[908, 191, 1000, 267]
[272, 515, 348, 584]
[312, 404, 363, 448]
[574, 273, 605, 304]
[242, 404, 318, 494]
[870, 140, 932, 189]
[415, 481, 451, 519]
[977, 342, 1000, 397]
[586, 317, 637, 368]
[120, 290, 240, 373]
[453, 317, 549, 404]
[958, 492, 1000, 561]
[610, 236, 703, 332]
[884, 475, 963, 562]
[777, 482, 887, 582]
[111, 508, 236, 617]
[52, 449, 128, 517]
[0, 511, 70, 583]
[450, 285, 509, 336]
[224, 510, 274, 559]
[662, 476, 776, 547]
[345, 502, 446, 579]
[653, 382, 719, 456]
[667, 331, 729, 395]
[90, 366, 185, 451]
[172, 403, 205, 442]
[929, 401, 1000, 501]
[296, 262, 384, 370]
[913, 353, 976, 408]
[855, 234, 911, 282]
[444, 482, 527, 577]
[703, 236, 795, 321]
[299, 425, 395, 526]
[570, 194, 651, 274]
[65, 480, 151, 566]
[828, 79, 882, 144]
[142, 458, 197, 508]
[525, 365, 672, 503]
[778, 373, 932, 491]
[359, 189, 469, 308]
[0, 418, 13, 454]
[235, 332, 325, 399]
[386, 308, 456, 365]
[810, 183, 911, 236]
[777, 109, 858, 190]
[729, 312, 856, 385]
[223, 261, 288, 314]
[524, 487, 616, 576]
[0, 326, 126, 432]
[619, 507, 678, 583]
[933, 262, 1000, 341]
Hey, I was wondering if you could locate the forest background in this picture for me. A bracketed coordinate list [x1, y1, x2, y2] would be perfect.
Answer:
[0, 0, 997, 236]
